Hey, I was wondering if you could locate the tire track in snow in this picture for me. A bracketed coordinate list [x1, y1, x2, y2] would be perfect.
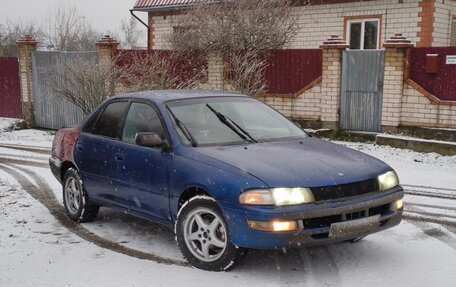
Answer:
[298, 246, 342, 287]
[2, 149, 456, 269]
[402, 184, 456, 193]
[0, 156, 48, 168]
[403, 184, 456, 229]
[407, 220, 456, 251]
[0, 159, 189, 267]
[0, 143, 51, 155]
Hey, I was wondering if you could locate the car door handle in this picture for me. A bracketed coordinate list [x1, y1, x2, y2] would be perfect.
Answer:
[114, 153, 124, 161]
[76, 144, 84, 151]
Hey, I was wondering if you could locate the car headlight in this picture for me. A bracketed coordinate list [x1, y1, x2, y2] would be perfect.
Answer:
[239, 188, 315, 206]
[378, 171, 399, 191]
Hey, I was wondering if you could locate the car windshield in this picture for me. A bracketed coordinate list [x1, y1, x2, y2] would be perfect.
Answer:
[167, 96, 307, 146]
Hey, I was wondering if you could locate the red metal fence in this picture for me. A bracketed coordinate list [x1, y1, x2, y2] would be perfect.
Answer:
[0, 57, 22, 118]
[116, 50, 208, 86]
[409, 47, 456, 102]
[117, 49, 323, 96]
[264, 49, 322, 95]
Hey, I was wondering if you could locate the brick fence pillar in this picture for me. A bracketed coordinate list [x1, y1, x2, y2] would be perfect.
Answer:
[382, 33, 414, 132]
[96, 35, 118, 97]
[319, 35, 348, 130]
[96, 35, 118, 68]
[17, 35, 37, 127]
[207, 53, 225, 90]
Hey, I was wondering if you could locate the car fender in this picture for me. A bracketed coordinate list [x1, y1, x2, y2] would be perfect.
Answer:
[169, 152, 267, 224]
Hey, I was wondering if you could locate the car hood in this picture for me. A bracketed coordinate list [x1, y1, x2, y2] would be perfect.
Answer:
[193, 138, 391, 188]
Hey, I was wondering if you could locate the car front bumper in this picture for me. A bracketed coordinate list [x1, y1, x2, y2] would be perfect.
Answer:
[221, 186, 404, 249]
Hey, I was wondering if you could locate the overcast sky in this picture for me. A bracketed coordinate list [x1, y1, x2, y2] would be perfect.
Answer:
[1, 0, 148, 44]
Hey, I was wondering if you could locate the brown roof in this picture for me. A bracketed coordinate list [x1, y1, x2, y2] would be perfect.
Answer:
[132, 0, 376, 11]
[132, 0, 211, 11]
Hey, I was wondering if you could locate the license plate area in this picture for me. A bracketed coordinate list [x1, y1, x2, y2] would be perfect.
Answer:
[329, 215, 380, 239]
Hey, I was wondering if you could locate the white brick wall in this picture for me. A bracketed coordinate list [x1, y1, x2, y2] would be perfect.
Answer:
[288, 0, 421, 49]
[150, 0, 456, 49]
[150, 0, 425, 50]
[433, 0, 456, 46]
[382, 48, 406, 127]
[401, 83, 456, 128]
[151, 1, 456, 49]
[152, 15, 175, 49]
[259, 83, 322, 121]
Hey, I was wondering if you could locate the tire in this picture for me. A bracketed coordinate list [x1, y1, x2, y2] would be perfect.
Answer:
[63, 168, 99, 223]
[175, 196, 247, 271]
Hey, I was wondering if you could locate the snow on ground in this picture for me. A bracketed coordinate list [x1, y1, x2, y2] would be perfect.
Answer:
[0, 129, 54, 148]
[377, 133, 456, 146]
[1, 129, 456, 286]
[0, 117, 20, 131]
[0, 118, 54, 148]
[1, 163, 456, 287]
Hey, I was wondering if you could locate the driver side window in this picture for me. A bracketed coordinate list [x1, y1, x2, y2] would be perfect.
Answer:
[122, 102, 165, 144]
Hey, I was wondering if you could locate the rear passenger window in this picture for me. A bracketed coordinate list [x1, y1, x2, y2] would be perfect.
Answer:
[91, 101, 128, 138]
[122, 102, 165, 144]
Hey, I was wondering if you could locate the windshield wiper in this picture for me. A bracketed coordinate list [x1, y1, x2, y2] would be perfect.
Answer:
[206, 104, 257, 143]
[166, 106, 198, 147]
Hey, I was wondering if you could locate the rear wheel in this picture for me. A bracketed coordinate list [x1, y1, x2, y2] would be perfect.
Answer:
[176, 196, 246, 271]
[63, 168, 99, 223]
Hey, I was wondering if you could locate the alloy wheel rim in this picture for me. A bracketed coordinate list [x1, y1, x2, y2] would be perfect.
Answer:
[183, 207, 228, 262]
[65, 177, 81, 215]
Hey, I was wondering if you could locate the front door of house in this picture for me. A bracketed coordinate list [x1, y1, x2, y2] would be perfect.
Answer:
[340, 50, 384, 132]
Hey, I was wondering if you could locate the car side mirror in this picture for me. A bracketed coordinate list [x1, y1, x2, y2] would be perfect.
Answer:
[135, 132, 166, 149]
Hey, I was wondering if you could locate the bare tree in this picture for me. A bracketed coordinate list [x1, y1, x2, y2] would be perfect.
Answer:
[0, 20, 43, 56]
[120, 17, 143, 49]
[52, 59, 116, 115]
[225, 50, 267, 97]
[170, 0, 296, 53]
[51, 51, 206, 114]
[168, 0, 296, 95]
[117, 51, 206, 92]
[43, 4, 101, 51]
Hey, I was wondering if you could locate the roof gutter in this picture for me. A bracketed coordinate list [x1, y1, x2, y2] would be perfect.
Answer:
[129, 9, 150, 49]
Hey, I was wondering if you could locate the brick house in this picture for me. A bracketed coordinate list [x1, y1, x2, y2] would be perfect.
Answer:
[129, 0, 456, 132]
[131, 0, 456, 50]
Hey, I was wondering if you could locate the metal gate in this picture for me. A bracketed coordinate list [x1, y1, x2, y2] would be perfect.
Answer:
[340, 50, 384, 132]
[32, 51, 98, 129]
[0, 57, 22, 118]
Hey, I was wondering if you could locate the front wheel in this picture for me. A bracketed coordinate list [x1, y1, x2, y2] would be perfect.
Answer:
[63, 168, 99, 223]
[175, 196, 246, 271]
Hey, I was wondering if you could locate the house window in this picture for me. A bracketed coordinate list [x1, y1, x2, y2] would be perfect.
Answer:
[346, 19, 380, 50]
[451, 17, 456, 46]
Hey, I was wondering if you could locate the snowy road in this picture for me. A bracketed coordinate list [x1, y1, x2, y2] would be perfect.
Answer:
[1, 144, 456, 287]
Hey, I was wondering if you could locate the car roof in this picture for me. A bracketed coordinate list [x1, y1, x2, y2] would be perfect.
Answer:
[109, 89, 250, 104]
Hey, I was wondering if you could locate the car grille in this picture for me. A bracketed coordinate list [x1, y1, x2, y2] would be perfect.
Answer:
[302, 203, 390, 230]
[310, 178, 380, 202]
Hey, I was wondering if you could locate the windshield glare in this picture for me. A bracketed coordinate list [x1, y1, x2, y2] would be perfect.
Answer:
[167, 97, 307, 146]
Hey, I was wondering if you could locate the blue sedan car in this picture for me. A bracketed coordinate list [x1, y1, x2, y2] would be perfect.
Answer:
[50, 90, 404, 271]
